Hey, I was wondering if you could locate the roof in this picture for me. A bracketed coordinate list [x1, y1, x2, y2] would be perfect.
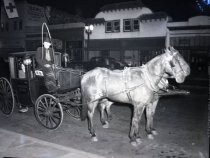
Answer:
[83, 18, 105, 25]
[139, 12, 168, 21]
[100, 1, 144, 12]
[167, 25, 210, 30]
[0, 50, 36, 58]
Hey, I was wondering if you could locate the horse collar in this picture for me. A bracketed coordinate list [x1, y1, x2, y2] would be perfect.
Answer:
[142, 65, 160, 92]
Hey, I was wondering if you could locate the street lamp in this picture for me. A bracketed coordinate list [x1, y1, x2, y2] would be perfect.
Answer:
[85, 24, 94, 61]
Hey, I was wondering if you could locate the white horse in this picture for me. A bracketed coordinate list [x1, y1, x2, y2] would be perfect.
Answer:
[81, 47, 190, 146]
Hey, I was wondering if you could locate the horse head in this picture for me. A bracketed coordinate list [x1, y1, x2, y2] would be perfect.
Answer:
[163, 47, 190, 83]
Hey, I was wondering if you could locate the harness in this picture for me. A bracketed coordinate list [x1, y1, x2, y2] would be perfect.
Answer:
[122, 67, 133, 102]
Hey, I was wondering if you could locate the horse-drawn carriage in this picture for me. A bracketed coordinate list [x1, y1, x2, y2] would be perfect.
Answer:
[0, 23, 191, 147]
[0, 50, 84, 129]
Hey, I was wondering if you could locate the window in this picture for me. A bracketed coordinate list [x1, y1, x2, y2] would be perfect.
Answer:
[124, 20, 131, 31]
[13, 21, 17, 30]
[133, 19, 139, 31]
[6, 22, 9, 31]
[105, 21, 112, 32]
[113, 20, 120, 32]
[105, 20, 120, 33]
[19, 20, 22, 30]
[123, 19, 139, 32]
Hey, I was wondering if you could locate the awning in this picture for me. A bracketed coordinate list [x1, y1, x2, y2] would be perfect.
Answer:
[88, 37, 165, 50]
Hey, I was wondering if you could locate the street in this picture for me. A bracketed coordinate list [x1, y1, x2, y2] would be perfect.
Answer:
[0, 87, 208, 158]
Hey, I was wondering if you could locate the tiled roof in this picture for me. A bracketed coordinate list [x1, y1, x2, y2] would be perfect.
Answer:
[139, 12, 168, 20]
[83, 18, 105, 25]
[100, 1, 144, 12]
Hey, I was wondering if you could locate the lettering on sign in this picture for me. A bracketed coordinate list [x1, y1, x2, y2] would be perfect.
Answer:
[27, 4, 45, 22]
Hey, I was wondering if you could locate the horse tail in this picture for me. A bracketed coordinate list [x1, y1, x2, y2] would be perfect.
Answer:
[81, 97, 88, 121]
[80, 75, 88, 121]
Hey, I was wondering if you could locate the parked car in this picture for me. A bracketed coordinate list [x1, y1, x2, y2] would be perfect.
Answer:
[86, 57, 128, 71]
[68, 57, 128, 72]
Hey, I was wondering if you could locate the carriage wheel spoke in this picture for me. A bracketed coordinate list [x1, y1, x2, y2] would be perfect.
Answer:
[51, 101, 56, 108]
[0, 78, 14, 115]
[52, 113, 61, 120]
[39, 115, 46, 122]
[50, 116, 57, 125]
[49, 116, 55, 128]
[53, 109, 61, 113]
[49, 98, 53, 107]
[38, 111, 46, 116]
[45, 116, 50, 127]
[35, 94, 63, 129]
[40, 100, 47, 110]
[38, 105, 46, 112]
[44, 97, 49, 108]
[1, 80, 5, 91]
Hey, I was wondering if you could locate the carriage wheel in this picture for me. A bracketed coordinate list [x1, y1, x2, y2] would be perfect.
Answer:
[35, 94, 63, 130]
[65, 105, 81, 120]
[0, 77, 15, 115]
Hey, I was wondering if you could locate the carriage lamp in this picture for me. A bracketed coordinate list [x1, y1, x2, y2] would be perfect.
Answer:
[85, 24, 94, 61]
[23, 58, 32, 65]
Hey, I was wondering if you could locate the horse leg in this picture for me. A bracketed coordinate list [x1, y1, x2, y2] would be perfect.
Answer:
[146, 97, 159, 140]
[99, 100, 109, 128]
[87, 101, 98, 142]
[105, 100, 113, 123]
[129, 104, 145, 147]
[99, 99, 113, 128]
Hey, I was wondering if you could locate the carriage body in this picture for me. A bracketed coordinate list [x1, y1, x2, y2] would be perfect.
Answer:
[0, 51, 83, 127]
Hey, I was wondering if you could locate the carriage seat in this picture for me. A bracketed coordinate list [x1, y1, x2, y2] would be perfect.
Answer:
[35, 48, 83, 93]
[55, 67, 83, 94]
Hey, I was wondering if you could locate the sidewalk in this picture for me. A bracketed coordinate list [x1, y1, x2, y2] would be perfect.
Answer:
[0, 128, 105, 158]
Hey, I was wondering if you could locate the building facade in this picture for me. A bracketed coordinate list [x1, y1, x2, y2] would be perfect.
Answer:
[85, 1, 171, 66]
[167, 16, 210, 86]
[0, 0, 83, 55]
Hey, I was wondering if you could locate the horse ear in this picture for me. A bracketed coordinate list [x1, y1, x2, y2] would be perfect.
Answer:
[165, 48, 172, 55]
[173, 51, 178, 56]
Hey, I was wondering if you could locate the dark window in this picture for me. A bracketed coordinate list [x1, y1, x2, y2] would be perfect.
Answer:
[105, 20, 120, 33]
[19, 20, 22, 30]
[13, 21, 17, 30]
[113, 20, 120, 32]
[105, 21, 112, 32]
[6, 22, 9, 31]
[124, 20, 131, 31]
[123, 19, 140, 32]
[133, 19, 139, 31]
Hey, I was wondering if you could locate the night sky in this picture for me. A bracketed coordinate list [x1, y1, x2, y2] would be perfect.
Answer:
[26, 0, 210, 20]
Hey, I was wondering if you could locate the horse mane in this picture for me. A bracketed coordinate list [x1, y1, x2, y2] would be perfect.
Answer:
[146, 53, 165, 76]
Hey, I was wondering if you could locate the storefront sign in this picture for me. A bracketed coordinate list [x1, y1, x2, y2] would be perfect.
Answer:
[27, 4, 45, 22]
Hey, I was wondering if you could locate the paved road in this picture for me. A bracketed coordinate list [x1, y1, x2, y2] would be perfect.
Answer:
[0, 88, 208, 158]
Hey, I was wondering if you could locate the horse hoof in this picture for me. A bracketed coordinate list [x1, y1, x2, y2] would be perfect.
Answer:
[91, 136, 98, 142]
[151, 130, 158, 135]
[136, 138, 142, 145]
[102, 121, 109, 128]
[147, 134, 154, 140]
[130, 141, 139, 147]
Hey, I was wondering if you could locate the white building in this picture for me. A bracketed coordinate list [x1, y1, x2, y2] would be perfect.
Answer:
[167, 16, 210, 86]
[85, 1, 171, 66]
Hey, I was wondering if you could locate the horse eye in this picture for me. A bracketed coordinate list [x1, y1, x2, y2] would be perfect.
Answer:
[170, 61, 175, 67]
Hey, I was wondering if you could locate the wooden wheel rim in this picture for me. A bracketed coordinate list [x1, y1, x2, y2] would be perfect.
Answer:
[0, 77, 15, 115]
[35, 94, 63, 130]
